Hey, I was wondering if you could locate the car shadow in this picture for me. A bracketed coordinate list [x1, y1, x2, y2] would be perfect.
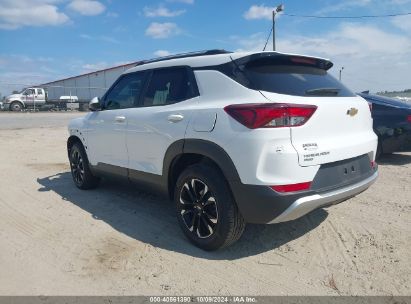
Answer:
[37, 172, 328, 260]
[378, 153, 411, 166]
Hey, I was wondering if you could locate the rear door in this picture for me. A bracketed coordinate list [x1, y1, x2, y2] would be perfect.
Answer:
[126, 66, 198, 176]
[237, 54, 377, 166]
[35, 88, 46, 104]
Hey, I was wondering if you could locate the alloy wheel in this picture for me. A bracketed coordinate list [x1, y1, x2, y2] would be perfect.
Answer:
[71, 149, 85, 185]
[179, 179, 218, 239]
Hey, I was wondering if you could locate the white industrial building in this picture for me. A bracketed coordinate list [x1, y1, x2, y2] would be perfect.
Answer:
[40, 61, 139, 102]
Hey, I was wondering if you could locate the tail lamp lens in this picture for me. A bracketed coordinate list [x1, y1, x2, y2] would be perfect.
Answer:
[407, 115, 411, 123]
[224, 103, 317, 129]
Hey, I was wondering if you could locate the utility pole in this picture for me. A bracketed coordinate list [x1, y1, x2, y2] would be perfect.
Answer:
[272, 10, 276, 51]
[272, 4, 284, 51]
[339, 67, 344, 81]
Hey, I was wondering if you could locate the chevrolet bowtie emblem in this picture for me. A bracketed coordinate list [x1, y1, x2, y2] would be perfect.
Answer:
[347, 108, 358, 117]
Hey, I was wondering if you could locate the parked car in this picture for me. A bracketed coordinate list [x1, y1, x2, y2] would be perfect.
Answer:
[358, 92, 411, 157]
[67, 50, 378, 250]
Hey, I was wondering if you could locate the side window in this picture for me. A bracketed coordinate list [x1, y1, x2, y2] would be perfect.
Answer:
[25, 89, 35, 95]
[37, 89, 43, 95]
[104, 72, 145, 110]
[142, 67, 195, 107]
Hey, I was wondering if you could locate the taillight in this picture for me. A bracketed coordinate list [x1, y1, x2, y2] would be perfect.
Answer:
[368, 102, 373, 112]
[271, 182, 312, 193]
[224, 103, 317, 129]
[407, 115, 411, 123]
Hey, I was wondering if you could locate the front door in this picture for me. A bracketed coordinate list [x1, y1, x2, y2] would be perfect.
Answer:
[86, 72, 146, 174]
[22, 88, 35, 106]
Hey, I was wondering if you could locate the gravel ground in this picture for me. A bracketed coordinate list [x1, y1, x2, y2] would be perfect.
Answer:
[0, 113, 410, 296]
[0, 112, 84, 130]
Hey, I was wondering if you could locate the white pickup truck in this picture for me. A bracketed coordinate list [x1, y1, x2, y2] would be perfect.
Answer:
[1, 87, 79, 111]
[1, 87, 47, 111]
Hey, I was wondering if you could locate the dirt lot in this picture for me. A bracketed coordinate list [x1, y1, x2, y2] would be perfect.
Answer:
[0, 112, 410, 296]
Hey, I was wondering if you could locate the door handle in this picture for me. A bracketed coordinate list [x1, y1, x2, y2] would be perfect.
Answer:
[168, 114, 184, 123]
[115, 116, 126, 123]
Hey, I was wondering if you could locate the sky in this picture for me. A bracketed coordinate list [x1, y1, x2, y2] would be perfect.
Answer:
[0, 0, 411, 96]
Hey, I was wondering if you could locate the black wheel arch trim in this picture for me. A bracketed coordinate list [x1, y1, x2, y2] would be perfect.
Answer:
[163, 139, 241, 184]
[164, 139, 266, 222]
[67, 135, 83, 156]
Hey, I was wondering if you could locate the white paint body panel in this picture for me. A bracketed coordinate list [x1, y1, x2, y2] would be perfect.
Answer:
[86, 110, 129, 168]
[260, 91, 377, 166]
[192, 111, 217, 132]
[125, 99, 195, 175]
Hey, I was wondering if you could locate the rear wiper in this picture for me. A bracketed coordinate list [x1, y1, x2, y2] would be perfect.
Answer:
[305, 88, 340, 96]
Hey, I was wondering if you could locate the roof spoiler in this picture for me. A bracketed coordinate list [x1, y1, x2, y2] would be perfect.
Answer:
[233, 52, 334, 71]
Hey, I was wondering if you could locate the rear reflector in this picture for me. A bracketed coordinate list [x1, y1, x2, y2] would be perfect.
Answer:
[407, 115, 411, 123]
[371, 161, 376, 169]
[224, 103, 317, 129]
[271, 182, 312, 193]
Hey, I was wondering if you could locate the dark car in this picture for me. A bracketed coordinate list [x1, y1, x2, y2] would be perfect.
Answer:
[358, 92, 411, 157]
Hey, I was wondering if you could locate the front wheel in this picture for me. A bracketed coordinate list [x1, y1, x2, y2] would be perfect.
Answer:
[69, 143, 100, 190]
[10, 101, 23, 112]
[174, 163, 245, 251]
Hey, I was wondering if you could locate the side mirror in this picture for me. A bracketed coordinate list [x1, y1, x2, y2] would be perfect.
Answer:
[89, 97, 101, 111]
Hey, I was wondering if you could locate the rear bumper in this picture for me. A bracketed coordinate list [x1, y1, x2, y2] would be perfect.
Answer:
[230, 161, 378, 224]
[269, 170, 378, 223]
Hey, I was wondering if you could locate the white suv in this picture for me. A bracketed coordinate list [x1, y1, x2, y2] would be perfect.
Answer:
[67, 50, 378, 250]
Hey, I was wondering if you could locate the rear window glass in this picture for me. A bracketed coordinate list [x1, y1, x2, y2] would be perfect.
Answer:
[215, 56, 355, 97]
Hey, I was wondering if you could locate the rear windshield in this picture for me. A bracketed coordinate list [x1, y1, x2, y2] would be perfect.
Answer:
[205, 55, 355, 97]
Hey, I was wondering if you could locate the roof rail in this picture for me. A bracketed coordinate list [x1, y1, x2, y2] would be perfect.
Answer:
[136, 49, 232, 66]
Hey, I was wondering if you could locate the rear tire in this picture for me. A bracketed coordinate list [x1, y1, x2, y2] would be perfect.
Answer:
[10, 101, 23, 112]
[69, 142, 100, 190]
[174, 163, 246, 251]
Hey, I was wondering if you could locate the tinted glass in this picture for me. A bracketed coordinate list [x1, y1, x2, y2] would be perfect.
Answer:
[245, 63, 354, 97]
[104, 72, 145, 110]
[142, 68, 193, 107]
[214, 56, 355, 97]
[37, 89, 43, 95]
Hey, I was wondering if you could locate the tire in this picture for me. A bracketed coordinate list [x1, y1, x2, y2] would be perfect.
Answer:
[174, 163, 246, 251]
[69, 142, 100, 190]
[376, 141, 382, 159]
[10, 101, 23, 112]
